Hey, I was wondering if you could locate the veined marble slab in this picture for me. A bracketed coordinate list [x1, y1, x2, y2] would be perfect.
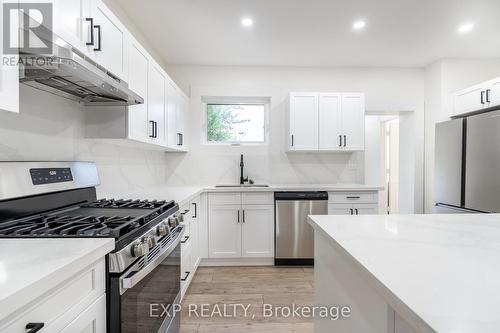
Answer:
[308, 213, 500, 333]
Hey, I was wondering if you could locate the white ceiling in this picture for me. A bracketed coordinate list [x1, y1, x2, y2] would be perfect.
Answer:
[116, 0, 500, 67]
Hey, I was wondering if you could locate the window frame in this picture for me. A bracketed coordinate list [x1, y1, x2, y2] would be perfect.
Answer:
[201, 97, 270, 146]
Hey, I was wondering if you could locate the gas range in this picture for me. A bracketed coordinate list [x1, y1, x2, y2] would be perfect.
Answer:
[0, 162, 184, 333]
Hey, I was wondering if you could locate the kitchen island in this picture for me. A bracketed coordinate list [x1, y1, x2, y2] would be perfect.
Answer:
[307, 214, 500, 333]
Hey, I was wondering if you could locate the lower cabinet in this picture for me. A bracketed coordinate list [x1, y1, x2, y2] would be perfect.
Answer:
[1, 259, 106, 333]
[208, 192, 274, 259]
[328, 191, 379, 215]
[180, 195, 202, 299]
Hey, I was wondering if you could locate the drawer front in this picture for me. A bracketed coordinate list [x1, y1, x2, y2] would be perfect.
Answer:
[329, 191, 377, 204]
[328, 204, 354, 215]
[1, 259, 105, 333]
[58, 295, 106, 333]
[181, 241, 193, 295]
[241, 192, 274, 205]
[209, 192, 241, 205]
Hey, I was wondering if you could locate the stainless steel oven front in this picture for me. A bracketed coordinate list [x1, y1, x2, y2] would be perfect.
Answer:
[109, 226, 184, 333]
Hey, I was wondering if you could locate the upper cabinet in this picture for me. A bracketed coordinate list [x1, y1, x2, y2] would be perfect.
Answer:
[287, 92, 365, 152]
[0, 0, 19, 113]
[127, 39, 149, 142]
[452, 76, 500, 118]
[148, 63, 167, 146]
[90, 0, 127, 80]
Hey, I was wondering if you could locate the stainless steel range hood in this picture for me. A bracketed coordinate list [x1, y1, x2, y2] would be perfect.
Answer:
[19, 30, 144, 106]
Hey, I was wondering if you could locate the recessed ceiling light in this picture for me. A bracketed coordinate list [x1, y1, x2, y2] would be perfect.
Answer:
[241, 18, 254, 27]
[353, 20, 366, 31]
[457, 22, 474, 34]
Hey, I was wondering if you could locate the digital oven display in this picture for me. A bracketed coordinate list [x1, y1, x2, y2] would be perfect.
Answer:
[30, 168, 73, 185]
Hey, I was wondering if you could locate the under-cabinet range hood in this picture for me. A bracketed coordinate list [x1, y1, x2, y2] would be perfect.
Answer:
[18, 26, 143, 106]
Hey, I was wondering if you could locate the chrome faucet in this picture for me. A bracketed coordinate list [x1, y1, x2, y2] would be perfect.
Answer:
[240, 154, 249, 185]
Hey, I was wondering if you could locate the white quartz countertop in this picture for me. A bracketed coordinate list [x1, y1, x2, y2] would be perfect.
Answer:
[106, 184, 382, 206]
[0, 239, 114, 321]
[307, 214, 500, 333]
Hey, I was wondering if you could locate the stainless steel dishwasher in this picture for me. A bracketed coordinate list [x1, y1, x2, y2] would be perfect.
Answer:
[274, 192, 328, 265]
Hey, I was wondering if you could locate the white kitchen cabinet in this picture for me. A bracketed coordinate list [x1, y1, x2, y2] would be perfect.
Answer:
[0, 0, 19, 113]
[208, 192, 274, 259]
[208, 205, 242, 258]
[166, 80, 188, 151]
[341, 93, 365, 151]
[287, 92, 365, 152]
[241, 205, 274, 257]
[1, 259, 106, 333]
[289, 92, 319, 150]
[453, 83, 487, 117]
[127, 39, 149, 143]
[319, 93, 342, 150]
[90, 0, 127, 81]
[328, 191, 379, 215]
[190, 196, 201, 267]
[53, 0, 93, 58]
[486, 77, 500, 109]
[147, 63, 166, 146]
[329, 203, 378, 215]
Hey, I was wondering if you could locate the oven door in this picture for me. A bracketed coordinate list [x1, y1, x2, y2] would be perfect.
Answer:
[112, 226, 184, 333]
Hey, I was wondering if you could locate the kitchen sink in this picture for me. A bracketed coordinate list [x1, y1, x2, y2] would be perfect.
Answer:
[215, 184, 270, 188]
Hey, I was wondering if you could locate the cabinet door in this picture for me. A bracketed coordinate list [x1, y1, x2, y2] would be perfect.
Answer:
[487, 77, 500, 109]
[208, 205, 241, 258]
[453, 84, 485, 116]
[148, 64, 166, 145]
[241, 205, 274, 257]
[91, 0, 126, 80]
[190, 197, 201, 267]
[166, 81, 178, 148]
[53, 0, 93, 57]
[328, 204, 353, 215]
[319, 93, 342, 150]
[59, 295, 106, 333]
[289, 93, 319, 150]
[176, 94, 188, 150]
[341, 93, 365, 151]
[127, 40, 149, 142]
[352, 204, 379, 215]
[0, 0, 19, 113]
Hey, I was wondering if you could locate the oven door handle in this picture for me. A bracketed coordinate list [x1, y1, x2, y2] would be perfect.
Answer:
[120, 226, 184, 293]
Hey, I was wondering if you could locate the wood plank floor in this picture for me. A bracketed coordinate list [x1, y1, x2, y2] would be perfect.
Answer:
[180, 266, 314, 333]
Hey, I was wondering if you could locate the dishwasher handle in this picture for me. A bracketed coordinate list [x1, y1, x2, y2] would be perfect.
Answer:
[274, 191, 328, 201]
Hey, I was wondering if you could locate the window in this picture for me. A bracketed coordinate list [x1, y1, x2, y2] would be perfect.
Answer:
[203, 98, 269, 144]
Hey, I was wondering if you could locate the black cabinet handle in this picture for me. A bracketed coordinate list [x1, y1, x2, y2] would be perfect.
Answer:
[339, 135, 342, 147]
[346, 196, 361, 199]
[177, 133, 183, 146]
[355, 208, 359, 215]
[153, 122, 158, 138]
[93, 24, 101, 51]
[349, 208, 353, 215]
[85, 18, 94, 45]
[291, 135, 294, 147]
[344, 135, 347, 147]
[242, 210, 245, 223]
[486, 89, 491, 103]
[149, 121, 155, 138]
[192, 202, 197, 218]
[237, 210, 240, 223]
[180, 209, 190, 215]
[481, 90, 485, 104]
[181, 236, 190, 243]
[181, 271, 191, 281]
[26, 323, 44, 333]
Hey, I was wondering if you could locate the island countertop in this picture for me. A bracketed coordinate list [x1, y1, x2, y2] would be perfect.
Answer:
[308, 213, 500, 333]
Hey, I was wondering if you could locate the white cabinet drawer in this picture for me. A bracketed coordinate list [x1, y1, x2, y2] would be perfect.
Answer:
[58, 295, 106, 333]
[329, 191, 377, 204]
[209, 193, 241, 205]
[241, 192, 273, 205]
[1, 259, 105, 333]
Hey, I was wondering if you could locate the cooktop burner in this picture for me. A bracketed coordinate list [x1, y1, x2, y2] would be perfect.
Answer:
[0, 199, 177, 243]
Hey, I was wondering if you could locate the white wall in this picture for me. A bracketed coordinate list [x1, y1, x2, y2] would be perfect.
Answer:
[0, 86, 171, 198]
[424, 58, 500, 212]
[164, 65, 425, 212]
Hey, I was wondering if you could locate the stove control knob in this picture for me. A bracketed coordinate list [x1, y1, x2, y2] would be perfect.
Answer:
[131, 241, 149, 257]
[157, 224, 169, 237]
[177, 214, 184, 223]
[144, 235, 157, 249]
[168, 217, 178, 228]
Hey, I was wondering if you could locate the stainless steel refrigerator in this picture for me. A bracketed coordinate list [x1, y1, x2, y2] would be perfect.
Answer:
[434, 110, 500, 213]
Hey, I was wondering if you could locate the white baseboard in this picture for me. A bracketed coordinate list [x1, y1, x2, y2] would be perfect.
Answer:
[200, 257, 274, 266]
